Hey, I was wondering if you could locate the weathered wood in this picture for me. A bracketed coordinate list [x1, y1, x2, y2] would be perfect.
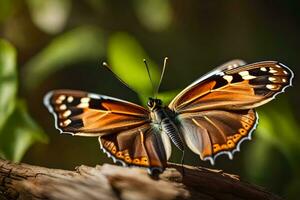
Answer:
[0, 159, 281, 200]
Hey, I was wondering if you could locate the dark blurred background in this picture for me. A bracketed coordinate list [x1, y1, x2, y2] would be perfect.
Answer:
[0, 0, 299, 199]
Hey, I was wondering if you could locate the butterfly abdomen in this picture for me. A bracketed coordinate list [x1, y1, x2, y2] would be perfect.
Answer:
[161, 118, 184, 151]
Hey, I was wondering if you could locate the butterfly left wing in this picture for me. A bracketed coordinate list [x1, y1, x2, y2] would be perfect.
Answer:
[169, 60, 293, 164]
[45, 90, 172, 172]
[44, 90, 150, 136]
[99, 123, 172, 173]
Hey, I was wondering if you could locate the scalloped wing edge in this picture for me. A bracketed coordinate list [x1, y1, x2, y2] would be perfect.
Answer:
[44, 91, 72, 135]
[203, 62, 293, 165]
[98, 136, 164, 175]
[203, 111, 259, 165]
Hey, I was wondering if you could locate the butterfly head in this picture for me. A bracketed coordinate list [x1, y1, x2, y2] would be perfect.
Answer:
[147, 98, 162, 110]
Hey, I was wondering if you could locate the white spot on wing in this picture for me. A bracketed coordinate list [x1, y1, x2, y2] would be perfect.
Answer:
[67, 96, 74, 103]
[269, 77, 276, 82]
[223, 75, 233, 83]
[269, 68, 278, 74]
[242, 75, 256, 80]
[63, 119, 71, 126]
[239, 70, 255, 80]
[63, 110, 71, 118]
[81, 97, 90, 103]
[260, 67, 267, 71]
[266, 84, 277, 90]
[77, 102, 89, 108]
[239, 71, 249, 76]
[59, 104, 67, 110]
[58, 95, 66, 101]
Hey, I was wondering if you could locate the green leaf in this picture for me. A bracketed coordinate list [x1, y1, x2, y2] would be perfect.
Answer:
[26, 0, 72, 34]
[0, 39, 17, 132]
[0, 101, 48, 162]
[23, 26, 106, 90]
[108, 32, 160, 99]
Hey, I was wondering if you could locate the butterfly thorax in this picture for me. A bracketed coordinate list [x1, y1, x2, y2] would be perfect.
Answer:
[147, 98, 184, 151]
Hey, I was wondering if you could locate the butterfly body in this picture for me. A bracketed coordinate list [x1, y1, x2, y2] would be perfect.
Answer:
[148, 97, 184, 151]
[44, 60, 293, 174]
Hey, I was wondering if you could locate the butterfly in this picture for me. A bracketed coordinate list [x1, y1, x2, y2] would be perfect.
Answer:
[44, 59, 293, 174]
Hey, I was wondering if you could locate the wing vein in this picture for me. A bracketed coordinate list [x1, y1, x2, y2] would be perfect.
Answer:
[203, 115, 227, 142]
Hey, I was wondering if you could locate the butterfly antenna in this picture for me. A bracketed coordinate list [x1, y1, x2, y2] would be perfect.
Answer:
[102, 62, 138, 94]
[156, 57, 168, 97]
[143, 59, 155, 97]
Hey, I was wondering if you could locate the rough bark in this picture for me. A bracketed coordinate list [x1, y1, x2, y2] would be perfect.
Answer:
[0, 159, 281, 200]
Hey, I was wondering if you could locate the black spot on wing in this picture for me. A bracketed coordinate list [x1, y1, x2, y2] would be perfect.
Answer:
[64, 98, 81, 106]
[248, 68, 270, 76]
[89, 98, 109, 110]
[66, 119, 84, 130]
[249, 76, 272, 85]
[69, 108, 84, 116]
[253, 88, 273, 96]
[231, 74, 244, 83]
[211, 75, 228, 89]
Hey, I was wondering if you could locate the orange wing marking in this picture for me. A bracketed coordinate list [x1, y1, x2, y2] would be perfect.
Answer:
[101, 139, 149, 166]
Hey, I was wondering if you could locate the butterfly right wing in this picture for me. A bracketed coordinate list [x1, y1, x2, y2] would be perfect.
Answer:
[44, 90, 150, 136]
[169, 60, 293, 164]
[169, 61, 293, 113]
[99, 123, 172, 173]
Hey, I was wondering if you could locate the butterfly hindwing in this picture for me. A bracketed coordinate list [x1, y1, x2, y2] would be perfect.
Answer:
[44, 90, 150, 136]
[99, 123, 171, 173]
[177, 109, 258, 164]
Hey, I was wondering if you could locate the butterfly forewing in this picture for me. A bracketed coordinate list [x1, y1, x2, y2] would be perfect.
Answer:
[169, 61, 293, 113]
[44, 90, 150, 136]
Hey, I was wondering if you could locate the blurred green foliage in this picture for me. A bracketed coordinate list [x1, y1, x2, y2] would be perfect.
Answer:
[24, 26, 105, 90]
[0, 39, 47, 162]
[0, 1, 299, 199]
[108, 32, 160, 97]
[0, 100, 47, 161]
[108, 32, 178, 104]
[0, 39, 17, 131]
[258, 101, 300, 169]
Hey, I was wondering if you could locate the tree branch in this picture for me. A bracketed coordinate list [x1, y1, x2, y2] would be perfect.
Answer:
[0, 159, 281, 200]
